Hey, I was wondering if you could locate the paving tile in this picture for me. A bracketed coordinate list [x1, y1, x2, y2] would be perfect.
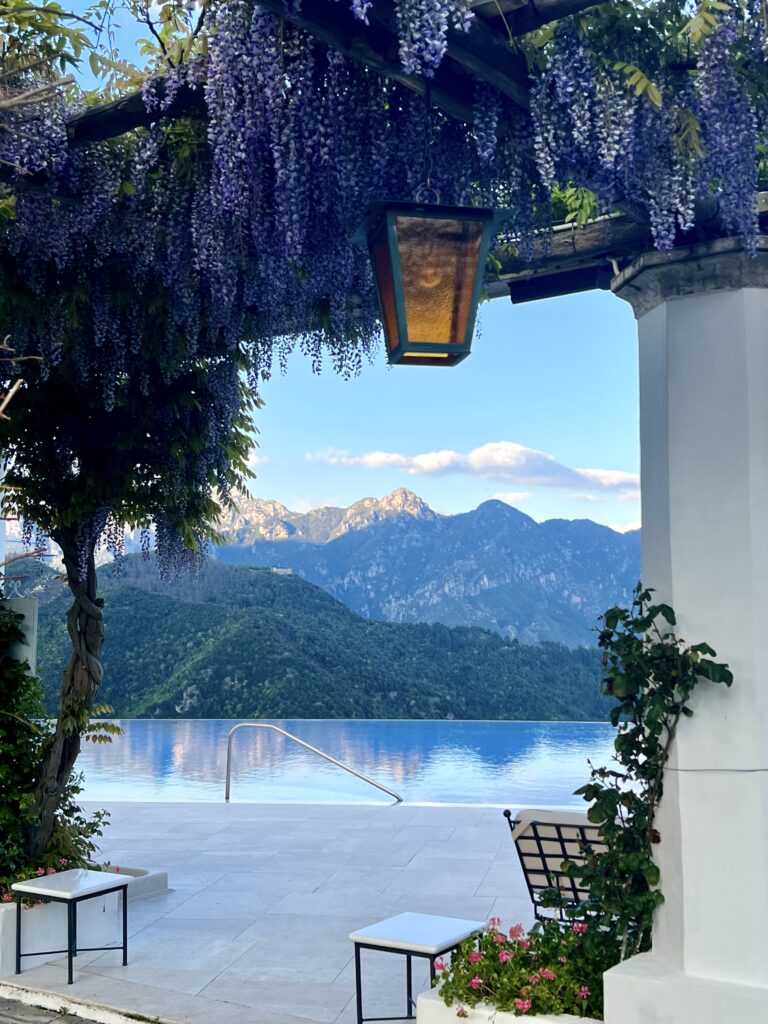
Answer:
[200, 973, 351, 1023]
[315, 866, 403, 895]
[164, 889, 282, 920]
[11, 802, 524, 1024]
[267, 891, 398, 919]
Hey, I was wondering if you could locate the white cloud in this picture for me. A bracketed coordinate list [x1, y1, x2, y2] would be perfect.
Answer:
[309, 441, 639, 494]
[578, 468, 639, 488]
[492, 491, 534, 505]
[567, 493, 601, 503]
[247, 452, 269, 471]
[610, 520, 642, 533]
[619, 489, 641, 502]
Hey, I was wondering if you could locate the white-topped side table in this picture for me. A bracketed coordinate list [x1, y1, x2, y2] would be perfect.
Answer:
[12, 868, 128, 985]
[349, 912, 484, 1024]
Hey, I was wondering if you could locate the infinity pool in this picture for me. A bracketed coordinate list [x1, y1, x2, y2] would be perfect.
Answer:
[76, 719, 615, 807]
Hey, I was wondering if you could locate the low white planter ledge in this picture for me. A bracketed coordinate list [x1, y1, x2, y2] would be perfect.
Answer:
[417, 990, 599, 1024]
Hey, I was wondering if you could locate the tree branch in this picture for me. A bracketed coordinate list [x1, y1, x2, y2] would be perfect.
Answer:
[0, 75, 73, 111]
[0, 4, 100, 29]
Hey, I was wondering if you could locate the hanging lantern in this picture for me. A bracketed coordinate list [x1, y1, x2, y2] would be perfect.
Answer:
[353, 201, 499, 366]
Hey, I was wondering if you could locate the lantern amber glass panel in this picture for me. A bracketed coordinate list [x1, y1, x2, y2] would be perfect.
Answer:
[354, 202, 498, 366]
[396, 215, 483, 354]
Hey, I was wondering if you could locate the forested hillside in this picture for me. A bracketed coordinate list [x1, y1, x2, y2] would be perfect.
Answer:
[34, 556, 609, 721]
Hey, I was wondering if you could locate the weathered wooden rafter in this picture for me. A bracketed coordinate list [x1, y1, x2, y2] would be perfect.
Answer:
[492, 194, 768, 302]
[67, 81, 206, 144]
[490, 213, 653, 301]
[67, 0, 606, 144]
[17, 0, 760, 305]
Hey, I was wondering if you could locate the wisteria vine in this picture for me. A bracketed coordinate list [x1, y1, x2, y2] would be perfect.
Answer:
[0, 0, 766, 579]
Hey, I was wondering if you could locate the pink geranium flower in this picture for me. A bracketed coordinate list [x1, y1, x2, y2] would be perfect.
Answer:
[498, 949, 512, 963]
[434, 958, 445, 972]
[468, 950, 483, 964]
[46, 867, 56, 875]
[578, 986, 590, 999]
[514, 998, 532, 1012]
[539, 968, 556, 981]
[492, 932, 506, 944]
[35, 867, 45, 876]
[488, 916, 501, 929]
[470, 976, 482, 990]
[528, 975, 539, 985]
[517, 938, 531, 949]
[508, 924, 524, 940]
[572, 922, 589, 935]
[1, 893, 12, 903]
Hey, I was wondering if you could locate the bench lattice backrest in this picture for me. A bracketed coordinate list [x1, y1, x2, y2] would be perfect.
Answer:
[503, 810, 605, 923]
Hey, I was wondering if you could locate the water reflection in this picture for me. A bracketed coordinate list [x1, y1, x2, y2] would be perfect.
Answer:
[76, 720, 615, 807]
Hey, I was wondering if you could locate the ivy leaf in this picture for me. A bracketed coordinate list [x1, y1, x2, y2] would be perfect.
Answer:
[642, 864, 661, 886]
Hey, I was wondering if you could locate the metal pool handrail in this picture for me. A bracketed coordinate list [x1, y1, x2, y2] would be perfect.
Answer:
[224, 722, 403, 805]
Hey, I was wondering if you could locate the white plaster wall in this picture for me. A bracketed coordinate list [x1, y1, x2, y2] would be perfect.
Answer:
[604, 285, 768, 1022]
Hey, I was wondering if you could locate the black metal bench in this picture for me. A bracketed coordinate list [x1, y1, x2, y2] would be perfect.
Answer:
[503, 808, 605, 924]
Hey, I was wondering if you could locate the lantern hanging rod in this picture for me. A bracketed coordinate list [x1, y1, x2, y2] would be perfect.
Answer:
[64, 0, 609, 146]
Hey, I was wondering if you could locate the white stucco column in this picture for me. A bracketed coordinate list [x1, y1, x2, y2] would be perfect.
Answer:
[602, 237, 768, 1023]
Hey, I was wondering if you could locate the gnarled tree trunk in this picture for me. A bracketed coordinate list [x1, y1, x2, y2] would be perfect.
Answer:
[28, 526, 103, 860]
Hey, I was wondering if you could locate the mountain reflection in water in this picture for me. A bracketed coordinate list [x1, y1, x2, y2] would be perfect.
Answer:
[76, 719, 615, 807]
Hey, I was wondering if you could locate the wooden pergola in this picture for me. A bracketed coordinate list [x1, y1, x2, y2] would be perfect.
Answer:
[14, 0, 765, 303]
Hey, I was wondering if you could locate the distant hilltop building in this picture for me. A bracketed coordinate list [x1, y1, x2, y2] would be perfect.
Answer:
[271, 566, 292, 576]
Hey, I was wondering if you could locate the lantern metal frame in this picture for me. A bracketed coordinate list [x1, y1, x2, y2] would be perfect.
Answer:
[353, 200, 502, 366]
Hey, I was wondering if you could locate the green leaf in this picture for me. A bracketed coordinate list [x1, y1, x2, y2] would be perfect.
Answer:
[642, 864, 660, 886]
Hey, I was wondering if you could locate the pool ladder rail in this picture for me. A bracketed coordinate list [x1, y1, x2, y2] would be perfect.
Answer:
[224, 722, 403, 805]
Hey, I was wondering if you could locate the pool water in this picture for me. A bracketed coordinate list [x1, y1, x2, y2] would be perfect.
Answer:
[76, 719, 615, 807]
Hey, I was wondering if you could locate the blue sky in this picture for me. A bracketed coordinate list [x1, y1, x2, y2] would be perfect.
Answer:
[250, 290, 641, 530]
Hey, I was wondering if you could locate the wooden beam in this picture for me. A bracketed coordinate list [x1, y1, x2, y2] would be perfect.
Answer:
[254, 0, 477, 121]
[470, 0, 527, 15]
[65, 0, 537, 145]
[67, 82, 206, 145]
[504, 0, 609, 35]
[485, 194, 768, 301]
[485, 213, 654, 298]
[363, 0, 531, 110]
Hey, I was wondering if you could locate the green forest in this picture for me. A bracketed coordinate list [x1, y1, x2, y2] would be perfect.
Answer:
[34, 557, 609, 721]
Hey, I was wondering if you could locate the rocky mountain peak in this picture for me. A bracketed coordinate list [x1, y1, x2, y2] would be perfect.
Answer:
[377, 488, 435, 518]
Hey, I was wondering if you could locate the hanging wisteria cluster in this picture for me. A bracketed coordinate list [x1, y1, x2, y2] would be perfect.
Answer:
[1, 0, 767, 580]
[526, 5, 765, 251]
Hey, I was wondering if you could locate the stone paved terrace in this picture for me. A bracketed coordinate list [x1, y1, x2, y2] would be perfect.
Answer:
[2, 802, 536, 1024]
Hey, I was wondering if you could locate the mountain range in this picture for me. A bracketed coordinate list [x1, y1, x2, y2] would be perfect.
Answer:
[215, 489, 641, 647]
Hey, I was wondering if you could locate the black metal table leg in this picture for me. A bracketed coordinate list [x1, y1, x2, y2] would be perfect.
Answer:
[429, 955, 437, 986]
[355, 943, 363, 1024]
[15, 895, 21, 975]
[67, 902, 74, 984]
[406, 954, 413, 1018]
[72, 900, 78, 957]
[122, 886, 128, 965]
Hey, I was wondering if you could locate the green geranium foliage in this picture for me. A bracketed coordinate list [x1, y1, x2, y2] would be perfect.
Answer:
[438, 919, 612, 1019]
